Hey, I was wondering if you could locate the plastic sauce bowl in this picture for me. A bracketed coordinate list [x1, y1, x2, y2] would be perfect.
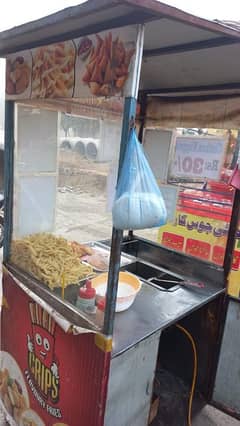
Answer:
[91, 271, 142, 312]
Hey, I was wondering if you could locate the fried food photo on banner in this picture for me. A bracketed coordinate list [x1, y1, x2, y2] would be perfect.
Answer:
[0, 367, 29, 423]
[79, 32, 135, 96]
[32, 41, 75, 98]
[6, 56, 31, 95]
[20, 408, 45, 426]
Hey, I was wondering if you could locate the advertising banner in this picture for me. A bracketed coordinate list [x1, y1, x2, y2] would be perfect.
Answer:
[1, 272, 110, 426]
[158, 210, 240, 299]
[158, 211, 229, 264]
[5, 26, 139, 100]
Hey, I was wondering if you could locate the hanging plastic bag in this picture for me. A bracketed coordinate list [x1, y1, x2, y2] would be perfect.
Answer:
[112, 129, 167, 230]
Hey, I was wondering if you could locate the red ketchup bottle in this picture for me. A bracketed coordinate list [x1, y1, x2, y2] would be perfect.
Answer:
[96, 298, 106, 325]
[76, 279, 96, 312]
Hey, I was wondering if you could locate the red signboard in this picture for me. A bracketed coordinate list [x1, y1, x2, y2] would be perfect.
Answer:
[1, 271, 110, 426]
[162, 232, 184, 251]
[185, 238, 211, 260]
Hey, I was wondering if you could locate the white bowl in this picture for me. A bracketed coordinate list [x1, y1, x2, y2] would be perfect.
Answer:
[92, 271, 141, 312]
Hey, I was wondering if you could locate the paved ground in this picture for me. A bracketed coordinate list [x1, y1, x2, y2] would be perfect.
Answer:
[193, 405, 240, 425]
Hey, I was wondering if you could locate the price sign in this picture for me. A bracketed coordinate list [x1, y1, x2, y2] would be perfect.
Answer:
[169, 135, 227, 181]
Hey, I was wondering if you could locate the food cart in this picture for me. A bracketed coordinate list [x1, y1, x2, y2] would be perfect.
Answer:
[1, 1, 240, 425]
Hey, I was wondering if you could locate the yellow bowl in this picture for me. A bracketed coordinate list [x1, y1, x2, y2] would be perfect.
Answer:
[92, 271, 141, 312]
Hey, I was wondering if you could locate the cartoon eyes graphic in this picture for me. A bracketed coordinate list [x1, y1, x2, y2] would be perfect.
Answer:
[43, 337, 50, 352]
[35, 334, 50, 351]
[35, 333, 42, 346]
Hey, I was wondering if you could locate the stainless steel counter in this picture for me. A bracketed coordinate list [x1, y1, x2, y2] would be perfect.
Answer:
[6, 237, 226, 360]
[112, 279, 224, 357]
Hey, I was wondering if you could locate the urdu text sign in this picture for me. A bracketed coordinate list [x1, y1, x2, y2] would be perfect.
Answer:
[170, 136, 227, 181]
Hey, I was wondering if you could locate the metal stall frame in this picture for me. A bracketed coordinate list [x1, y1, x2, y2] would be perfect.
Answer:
[135, 99, 240, 408]
[3, 101, 14, 262]
[104, 24, 144, 337]
[2, 1, 240, 421]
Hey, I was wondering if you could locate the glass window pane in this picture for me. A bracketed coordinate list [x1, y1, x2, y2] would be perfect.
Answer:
[14, 175, 57, 237]
[16, 105, 58, 173]
[10, 99, 124, 331]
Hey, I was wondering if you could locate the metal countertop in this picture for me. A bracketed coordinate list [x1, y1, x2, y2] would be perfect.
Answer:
[112, 280, 224, 357]
[6, 256, 224, 359]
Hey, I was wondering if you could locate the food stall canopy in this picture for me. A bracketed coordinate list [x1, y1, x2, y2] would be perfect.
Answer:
[1, 0, 240, 95]
[146, 96, 240, 128]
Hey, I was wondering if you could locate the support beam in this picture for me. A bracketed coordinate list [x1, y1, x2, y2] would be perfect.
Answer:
[137, 91, 147, 143]
[223, 189, 240, 278]
[143, 36, 239, 58]
[103, 97, 137, 336]
[145, 93, 240, 103]
[3, 101, 14, 262]
[140, 82, 240, 96]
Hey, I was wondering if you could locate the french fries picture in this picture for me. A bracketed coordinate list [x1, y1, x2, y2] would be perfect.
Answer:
[32, 41, 75, 98]
[80, 32, 135, 96]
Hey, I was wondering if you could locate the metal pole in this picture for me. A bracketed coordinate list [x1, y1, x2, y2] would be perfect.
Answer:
[230, 130, 240, 169]
[103, 24, 144, 336]
[103, 97, 137, 336]
[223, 188, 240, 278]
[3, 101, 14, 262]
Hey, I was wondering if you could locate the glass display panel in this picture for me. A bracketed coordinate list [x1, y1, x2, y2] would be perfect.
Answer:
[15, 175, 57, 236]
[16, 106, 58, 173]
[11, 99, 124, 330]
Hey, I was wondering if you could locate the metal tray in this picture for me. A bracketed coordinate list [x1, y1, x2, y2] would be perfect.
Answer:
[82, 241, 135, 271]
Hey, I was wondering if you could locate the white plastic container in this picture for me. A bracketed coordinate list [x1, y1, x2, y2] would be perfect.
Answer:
[91, 272, 141, 312]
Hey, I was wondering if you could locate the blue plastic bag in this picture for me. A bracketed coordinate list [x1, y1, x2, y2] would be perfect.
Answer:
[112, 129, 167, 230]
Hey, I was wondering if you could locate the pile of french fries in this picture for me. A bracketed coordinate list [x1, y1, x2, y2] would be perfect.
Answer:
[81, 32, 135, 96]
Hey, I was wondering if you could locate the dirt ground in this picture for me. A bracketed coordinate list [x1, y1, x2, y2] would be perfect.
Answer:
[56, 150, 159, 243]
[56, 151, 113, 242]
[56, 189, 113, 242]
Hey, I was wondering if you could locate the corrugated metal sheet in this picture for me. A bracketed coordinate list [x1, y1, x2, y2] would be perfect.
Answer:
[1, 1, 240, 92]
[144, 18, 221, 50]
[214, 20, 240, 32]
[1, 0, 240, 56]
[140, 41, 240, 91]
